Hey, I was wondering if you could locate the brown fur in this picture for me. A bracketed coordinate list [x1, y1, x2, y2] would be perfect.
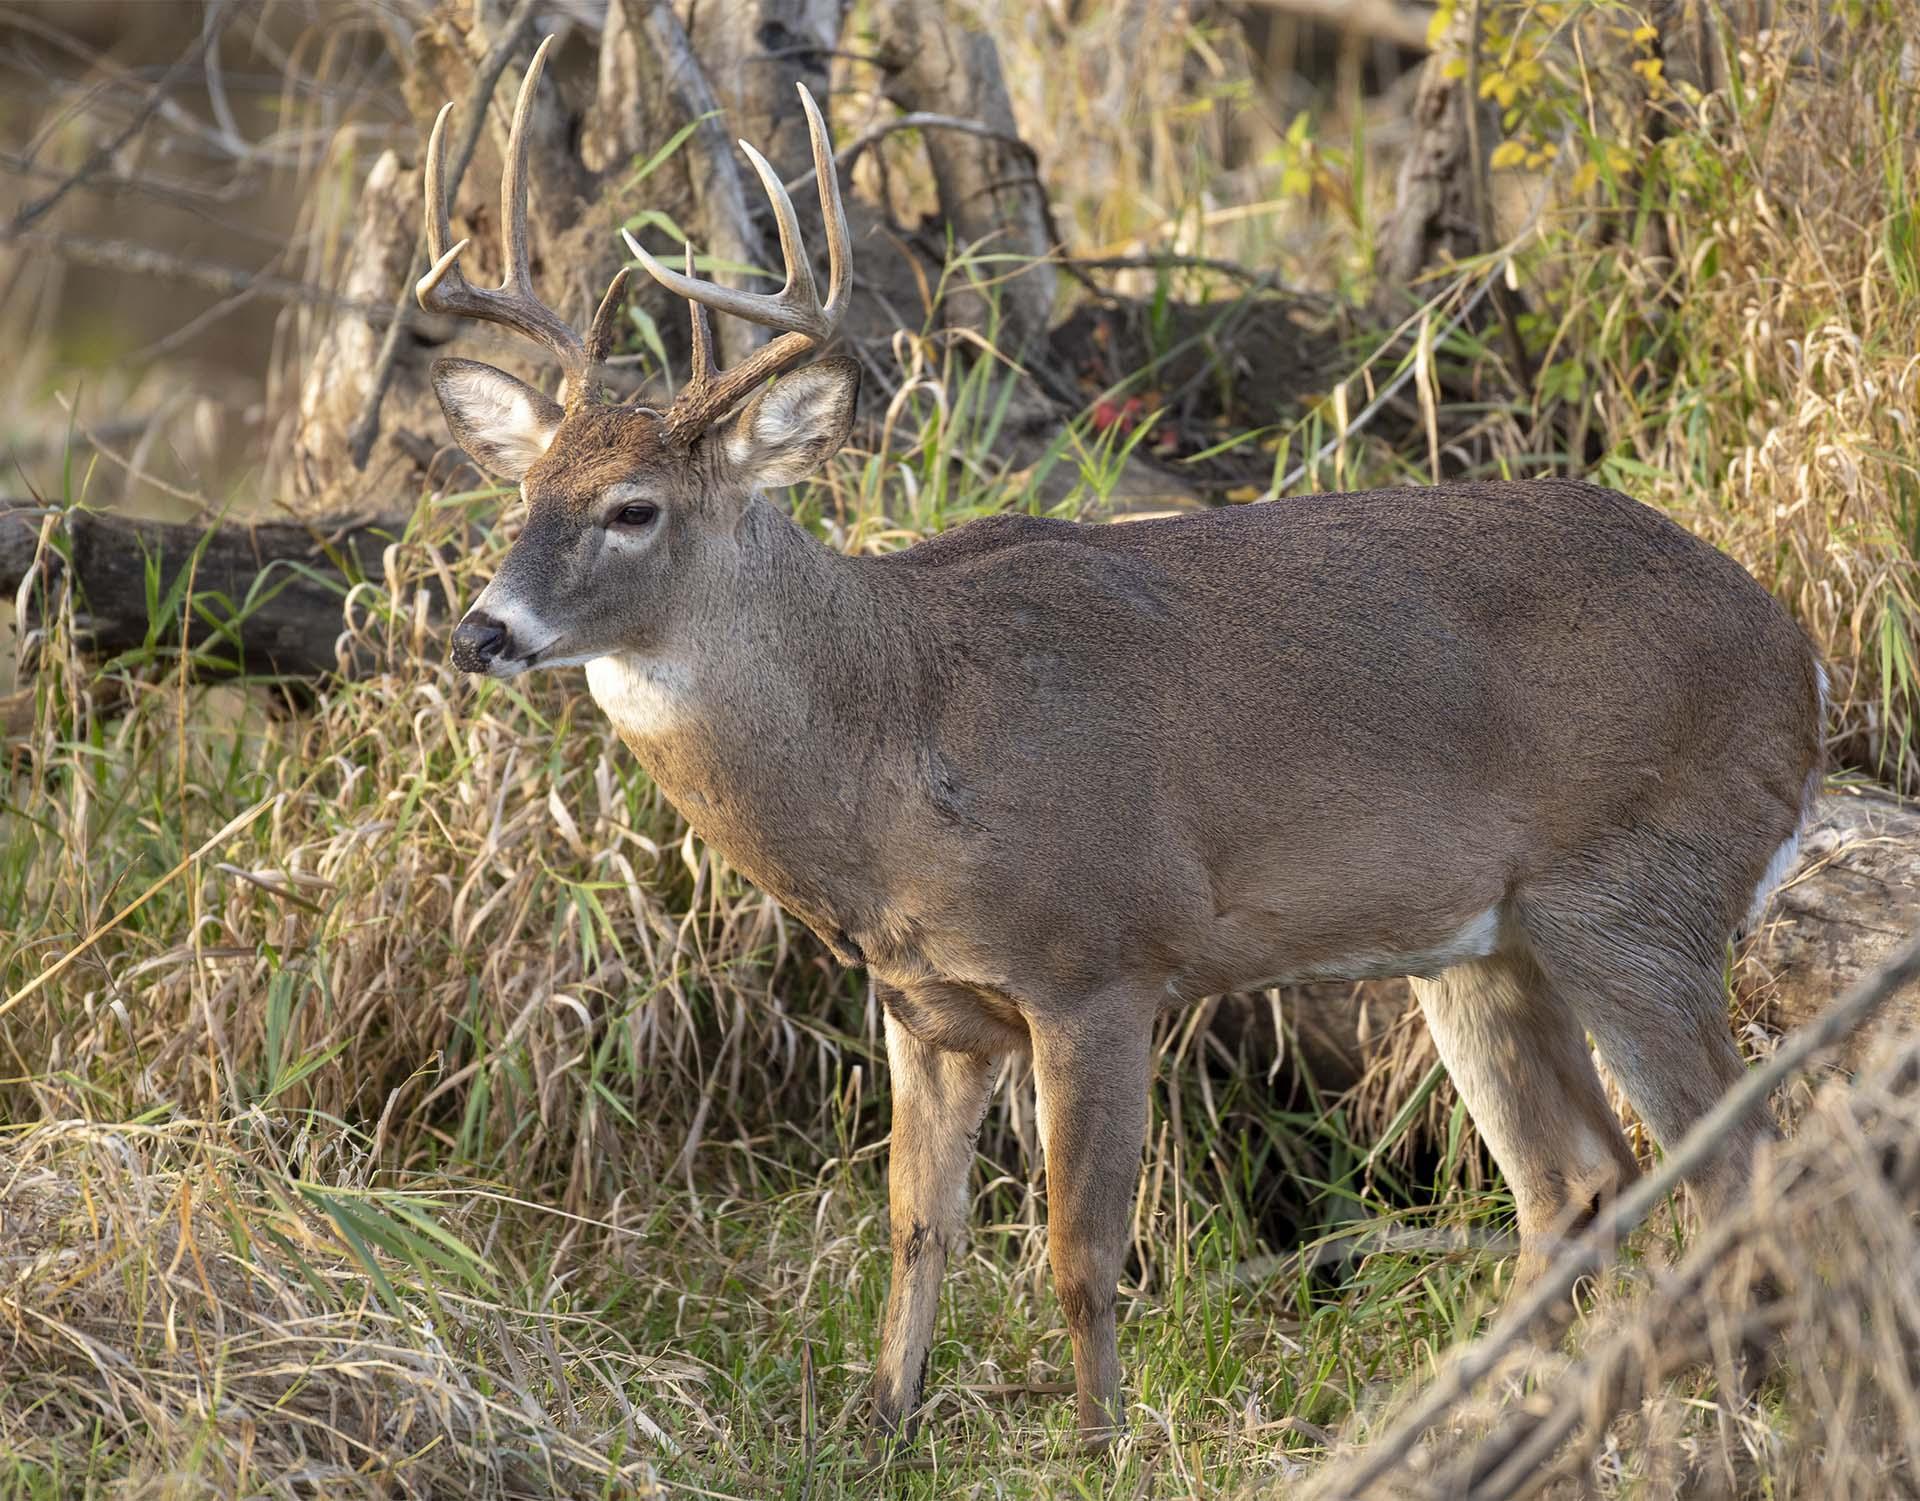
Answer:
[439, 373, 1824, 1446]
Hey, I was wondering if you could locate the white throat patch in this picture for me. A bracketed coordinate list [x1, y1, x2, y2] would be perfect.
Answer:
[587, 655, 693, 740]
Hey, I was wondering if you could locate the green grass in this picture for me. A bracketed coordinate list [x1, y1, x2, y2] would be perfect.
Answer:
[6, 0, 1920, 1494]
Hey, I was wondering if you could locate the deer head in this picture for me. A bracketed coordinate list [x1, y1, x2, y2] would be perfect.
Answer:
[420, 36, 857, 677]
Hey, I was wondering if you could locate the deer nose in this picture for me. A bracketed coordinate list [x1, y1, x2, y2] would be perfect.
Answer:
[451, 612, 511, 673]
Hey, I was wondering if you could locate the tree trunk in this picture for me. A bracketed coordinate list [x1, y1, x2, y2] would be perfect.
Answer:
[870, 0, 1058, 351]
[681, 0, 844, 178]
[1372, 5, 1487, 309]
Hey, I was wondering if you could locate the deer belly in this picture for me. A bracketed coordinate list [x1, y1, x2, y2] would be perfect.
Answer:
[881, 973, 1033, 1054]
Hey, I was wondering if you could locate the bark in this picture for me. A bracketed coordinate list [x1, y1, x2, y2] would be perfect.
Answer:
[870, 0, 1057, 350]
[680, 0, 844, 177]
[286, 149, 430, 511]
[1372, 6, 1487, 309]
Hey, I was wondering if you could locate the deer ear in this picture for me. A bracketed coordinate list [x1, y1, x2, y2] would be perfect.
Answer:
[431, 358, 564, 481]
[720, 358, 860, 491]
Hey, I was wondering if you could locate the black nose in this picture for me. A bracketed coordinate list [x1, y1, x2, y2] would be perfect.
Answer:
[451, 612, 510, 673]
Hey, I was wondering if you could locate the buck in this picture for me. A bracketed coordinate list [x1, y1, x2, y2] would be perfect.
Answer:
[419, 40, 1825, 1446]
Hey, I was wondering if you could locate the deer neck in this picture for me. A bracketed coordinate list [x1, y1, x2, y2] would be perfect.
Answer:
[585, 499, 924, 943]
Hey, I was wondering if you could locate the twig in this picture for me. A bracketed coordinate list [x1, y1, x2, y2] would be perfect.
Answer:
[51, 396, 215, 514]
[345, 0, 537, 471]
[0, 149, 263, 216]
[780, 110, 1033, 194]
[1326, 922, 1920, 1498]
[11, 227, 407, 322]
[2, 20, 210, 240]
[4, 420, 148, 468]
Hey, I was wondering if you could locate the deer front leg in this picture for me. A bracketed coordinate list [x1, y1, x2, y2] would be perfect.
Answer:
[871, 1003, 997, 1439]
[1030, 1008, 1152, 1447]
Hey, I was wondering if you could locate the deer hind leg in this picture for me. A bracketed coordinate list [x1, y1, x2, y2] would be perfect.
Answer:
[1412, 952, 1640, 1285]
[1516, 837, 1779, 1238]
[1030, 1004, 1153, 1449]
[871, 1004, 998, 1440]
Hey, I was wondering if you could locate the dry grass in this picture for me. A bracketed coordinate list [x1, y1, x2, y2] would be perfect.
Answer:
[0, 1122, 686, 1499]
[4, 1, 1920, 1496]
[1306, 1016, 1920, 1501]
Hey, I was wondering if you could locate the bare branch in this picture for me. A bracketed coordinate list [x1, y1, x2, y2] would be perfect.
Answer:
[779, 110, 1030, 193]
[1, 23, 209, 241]
[9, 227, 409, 324]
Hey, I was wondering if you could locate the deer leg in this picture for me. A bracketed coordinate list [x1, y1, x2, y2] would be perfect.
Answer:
[871, 1004, 997, 1440]
[1030, 1007, 1152, 1448]
[1532, 937, 1774, 1233]
[1518, 846, 1780, 1235]
[1412, 953, 1639, 1286]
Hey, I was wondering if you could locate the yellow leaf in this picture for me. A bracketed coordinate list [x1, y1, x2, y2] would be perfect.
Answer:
[1632, 23, 1659, 44]
[1490, 140, 1528, 170]
[1570, 161, 1600, 195]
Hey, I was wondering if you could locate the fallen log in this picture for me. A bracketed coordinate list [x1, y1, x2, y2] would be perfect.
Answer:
[0, 503, 401, 679]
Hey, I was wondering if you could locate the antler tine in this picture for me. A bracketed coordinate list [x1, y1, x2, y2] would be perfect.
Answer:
[498, 32, 545, 298]
[682, 245, 717, 394]
[622, 82, 854, 435]
[737, 138, 823, 333]
[415, 34, 589, 387]
[584, 266, 632, 372]
[795, 83, 851, 326]
[422, 101, 463, 281]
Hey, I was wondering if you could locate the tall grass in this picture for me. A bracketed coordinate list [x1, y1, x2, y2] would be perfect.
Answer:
[4, 1, 1918, 1494]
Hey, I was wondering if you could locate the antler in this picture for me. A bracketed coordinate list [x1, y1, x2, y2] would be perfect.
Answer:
[621, 84, 852, 438]
[417, 34, 590, 392]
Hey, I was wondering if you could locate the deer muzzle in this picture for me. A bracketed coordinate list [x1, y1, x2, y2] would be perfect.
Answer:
[450, 611, 512, 674]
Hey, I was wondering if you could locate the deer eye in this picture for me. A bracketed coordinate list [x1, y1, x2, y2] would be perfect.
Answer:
[612, 501, 659, 529]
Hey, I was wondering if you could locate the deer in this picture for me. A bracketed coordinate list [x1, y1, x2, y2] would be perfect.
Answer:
[417, 38, 1826, 1448]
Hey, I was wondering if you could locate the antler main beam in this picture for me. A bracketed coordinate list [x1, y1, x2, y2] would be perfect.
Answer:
[417, 34, 589, 390]
[622, 84, 853, 437]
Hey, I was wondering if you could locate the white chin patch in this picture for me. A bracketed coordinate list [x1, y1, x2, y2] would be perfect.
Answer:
[587, 654, 692, 739]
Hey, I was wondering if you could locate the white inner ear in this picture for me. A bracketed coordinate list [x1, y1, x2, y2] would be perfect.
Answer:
[722, 380, 815, 469]
[449, 367, 558, 462]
